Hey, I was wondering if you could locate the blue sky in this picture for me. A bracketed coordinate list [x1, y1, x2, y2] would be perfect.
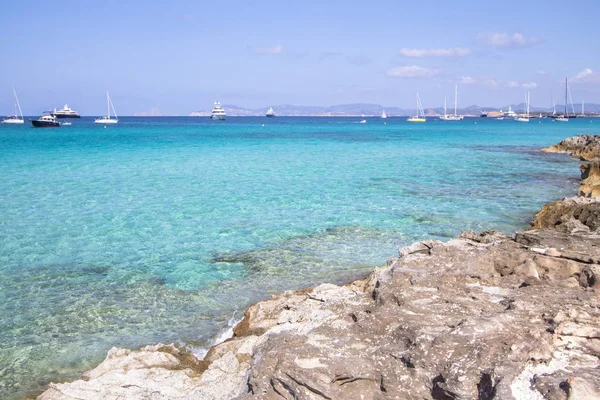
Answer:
[1, 0, 599, 115]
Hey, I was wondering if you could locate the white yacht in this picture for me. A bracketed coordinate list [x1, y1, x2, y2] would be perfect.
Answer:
[94, 92, 118, 124]
[439, 84, 463, 121]
[51, 104, 81, 118]
[211, 101, 226, 120]
[381, 110, 387, 119]
[266, 107, 275, 117]
[2, 88, 24, 124]
[407, 92, 426, 122]
[504, 105, 517, 118]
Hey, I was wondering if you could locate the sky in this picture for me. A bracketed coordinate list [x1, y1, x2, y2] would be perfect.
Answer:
[1, 0, 599, 115]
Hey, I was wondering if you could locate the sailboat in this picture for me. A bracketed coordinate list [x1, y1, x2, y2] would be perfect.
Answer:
[580, 100, 585, 117]
[407, 92, 426, 122]
[439, 84, 463, 121]
[555, 78, 570, 122]
[515, 91, 530, 122]
[2, 88, 24, 124]
[381, 110, 387, 119]
[94, 92, 118, 124]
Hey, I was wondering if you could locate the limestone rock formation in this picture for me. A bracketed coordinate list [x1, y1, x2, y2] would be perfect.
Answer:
[580, 161, 600, 197]
[542, 134, 600, 161]
[38, 224, 600, 400]
[543, 135, 600, 197]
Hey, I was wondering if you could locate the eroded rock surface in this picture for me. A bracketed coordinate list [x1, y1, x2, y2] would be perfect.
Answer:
[543, 135, 600, 197]
[38, 226, 600, 400]
[542, 134, 600, 161]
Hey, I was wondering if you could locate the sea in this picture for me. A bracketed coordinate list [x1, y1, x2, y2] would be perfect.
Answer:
[0, 116, 595, 399]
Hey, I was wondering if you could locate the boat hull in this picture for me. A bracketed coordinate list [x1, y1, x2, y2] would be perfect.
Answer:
[211, 115, 226, 120]
[31, 120, 60, 128]
[2, 118, 24, 124]
[407, 118, 426, 123]
[94, 119, 118, 124]
[51, 113, 81, 118]
[266, 114, 275, 118]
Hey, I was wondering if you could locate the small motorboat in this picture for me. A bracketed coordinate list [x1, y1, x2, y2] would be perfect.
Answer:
[31, 113, 61, 128]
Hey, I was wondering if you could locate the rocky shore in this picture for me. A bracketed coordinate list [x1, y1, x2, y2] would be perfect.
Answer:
[39, 136, 600, 400]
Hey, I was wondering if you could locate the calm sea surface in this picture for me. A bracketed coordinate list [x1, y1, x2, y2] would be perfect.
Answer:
[0, 116, 595, 398]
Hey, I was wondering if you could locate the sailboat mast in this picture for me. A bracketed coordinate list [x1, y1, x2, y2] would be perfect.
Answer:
[13, 87, 23, 119]
[444, 97, 447, 116]
[454, 84, 458, 116]
[107, 92, 110, 118]
[564, 78, 568, 116]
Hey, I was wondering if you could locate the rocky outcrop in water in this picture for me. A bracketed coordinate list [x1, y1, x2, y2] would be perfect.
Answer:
[543, 135, 600, 197]
[37, 224, 600, 400]
[38, 138, 600, 400]
[542, 134, 600, 161]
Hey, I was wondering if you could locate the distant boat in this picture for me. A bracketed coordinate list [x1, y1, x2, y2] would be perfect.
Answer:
[51, 104, 81, 118]
[504, 105, 517, 118]
[407, 92, 426, 122]
[515, 91, 530, 122]
[211, 101, 226, 120]
[94, 92, 118, 124]
[439, 84, 463, 121]
[496, 116, 505, 120]
[381, 110, 387, 119]
[31, 113, 60, 128]
[2, 88, 24, 124]
[266, 107, 276, 117]
[480, 111, 488, 117]
[359, 119, 367, 124]
[62, 121, 72, 126]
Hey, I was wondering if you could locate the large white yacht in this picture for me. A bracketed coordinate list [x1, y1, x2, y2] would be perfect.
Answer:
[266, 107, 275, 117]
[51, 104, 81, 118]
[211, 102, 226, 120]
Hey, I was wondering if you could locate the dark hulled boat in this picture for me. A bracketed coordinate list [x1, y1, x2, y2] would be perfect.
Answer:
[31, 114, 61, 127]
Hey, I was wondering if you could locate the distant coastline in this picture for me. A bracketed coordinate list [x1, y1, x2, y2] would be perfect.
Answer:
[188, 102, 600, 118]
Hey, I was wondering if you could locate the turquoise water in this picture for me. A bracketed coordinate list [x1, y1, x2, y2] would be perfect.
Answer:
[0, 116, 594, 398]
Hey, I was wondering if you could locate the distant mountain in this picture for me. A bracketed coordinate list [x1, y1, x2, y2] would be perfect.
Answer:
[189, 103, 600, 117]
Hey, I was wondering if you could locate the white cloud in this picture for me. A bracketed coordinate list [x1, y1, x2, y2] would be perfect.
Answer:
[536, 70, 548, 76]
[254, 45, 284, 55]
[575, 68, 593, 80]
[399, 47, 471, 57]
[506, 81, 537, 89]
[477, 32, 541, 48]
[457, 76, 476, 84]
[456, 76, 497, 87]
[481, 79, 499, 87]
[387, 65, 439, 78]
[572, 68, 600, 84]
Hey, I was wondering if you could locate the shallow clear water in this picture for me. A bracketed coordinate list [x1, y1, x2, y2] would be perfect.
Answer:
[0, 116, 594, 398]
